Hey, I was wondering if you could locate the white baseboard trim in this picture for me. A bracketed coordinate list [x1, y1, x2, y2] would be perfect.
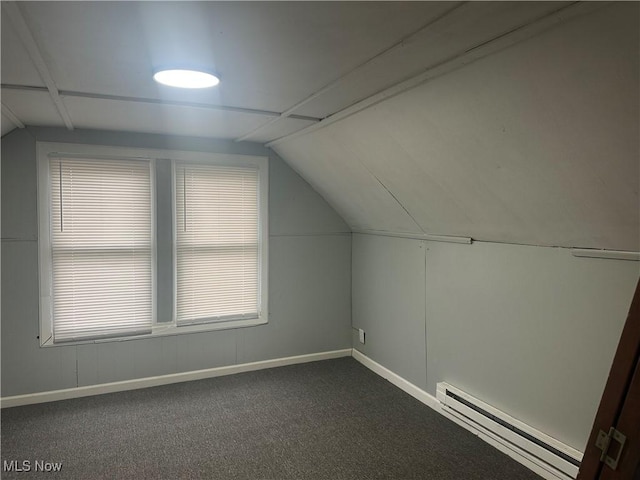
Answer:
[351, 348, 439, 409]
[0, 348, 353, 409]
[351, 349, 575, 480]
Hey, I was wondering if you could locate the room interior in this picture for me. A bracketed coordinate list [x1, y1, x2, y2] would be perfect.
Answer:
[1, 2, 639, 479]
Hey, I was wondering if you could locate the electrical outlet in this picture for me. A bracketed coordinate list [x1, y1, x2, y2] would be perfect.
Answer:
[358, 328, 365, 344]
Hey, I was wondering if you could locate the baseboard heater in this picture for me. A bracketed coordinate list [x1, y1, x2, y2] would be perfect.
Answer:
[436, 383, 582, 479]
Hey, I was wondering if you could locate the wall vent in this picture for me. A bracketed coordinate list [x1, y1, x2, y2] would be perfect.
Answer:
[436, 383, 582, 479]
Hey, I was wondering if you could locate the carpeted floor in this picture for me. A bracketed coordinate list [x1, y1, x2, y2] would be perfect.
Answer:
[1, 357, 541, 479]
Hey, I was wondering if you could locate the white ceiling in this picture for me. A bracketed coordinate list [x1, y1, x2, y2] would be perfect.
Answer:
[274, 2, 639, 250]
[2, 1, 638, 250]
[2, 1, 569, 141]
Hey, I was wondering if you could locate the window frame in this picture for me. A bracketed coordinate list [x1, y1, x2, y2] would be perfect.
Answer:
[168, 152, 269, 336]
[37, 142, 269, 347]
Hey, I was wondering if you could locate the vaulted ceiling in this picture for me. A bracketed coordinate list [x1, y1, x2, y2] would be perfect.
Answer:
[2, 2, 638, 251]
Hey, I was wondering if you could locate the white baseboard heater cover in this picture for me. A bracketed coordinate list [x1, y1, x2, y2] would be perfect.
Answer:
[436, 383, 582, 479]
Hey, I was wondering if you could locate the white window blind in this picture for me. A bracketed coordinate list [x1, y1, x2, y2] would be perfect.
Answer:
[175, 163, 259, 325]
[49, 157, 153, 342]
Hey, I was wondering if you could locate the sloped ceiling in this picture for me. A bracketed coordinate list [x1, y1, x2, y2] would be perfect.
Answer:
[1, 2, 638, 250]
[273, 2, 640, 251]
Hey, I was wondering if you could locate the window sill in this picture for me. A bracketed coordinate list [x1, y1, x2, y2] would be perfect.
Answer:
[40, 317, 268, 347]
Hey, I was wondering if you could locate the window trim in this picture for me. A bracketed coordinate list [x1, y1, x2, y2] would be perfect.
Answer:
[37, 142, 268, 347]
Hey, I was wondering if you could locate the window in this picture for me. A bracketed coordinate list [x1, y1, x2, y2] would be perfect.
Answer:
[38, 143, 268, 346]
[41, 153, 154, 344]
[175, 163, 261, 325]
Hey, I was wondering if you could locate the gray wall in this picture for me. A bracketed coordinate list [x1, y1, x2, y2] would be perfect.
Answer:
[352, 233, 638, 452]
[1, 127, 352, 397]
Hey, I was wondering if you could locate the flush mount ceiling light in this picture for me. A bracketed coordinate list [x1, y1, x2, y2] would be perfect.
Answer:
[153, 69, 220, 89]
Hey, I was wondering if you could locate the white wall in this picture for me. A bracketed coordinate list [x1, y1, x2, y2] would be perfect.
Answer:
[352, 233, 638, 451]
[1, 127, 352, 397]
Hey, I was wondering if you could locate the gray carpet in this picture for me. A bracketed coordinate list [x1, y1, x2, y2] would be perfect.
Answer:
[1, 357, 541, 479]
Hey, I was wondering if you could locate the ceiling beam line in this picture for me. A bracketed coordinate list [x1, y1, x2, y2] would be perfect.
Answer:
[1, 102, 25, 129]
[267, 1, 605, 148]
[233, 1, 467, 143]
[353, 229, 473, 245]
[2, 2, 74, 130]
[0, 84, 322, 123]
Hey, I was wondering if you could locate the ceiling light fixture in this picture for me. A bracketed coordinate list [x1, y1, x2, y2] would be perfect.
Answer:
[153, 69, 220, 89]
